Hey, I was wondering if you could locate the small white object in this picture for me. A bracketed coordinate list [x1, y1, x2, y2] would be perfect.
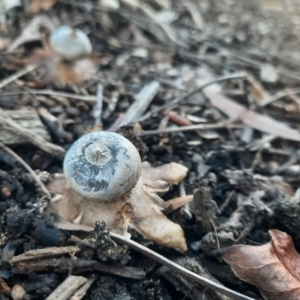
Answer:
[1, 0, 21, 12]
[132, 47, 148, 58]
[49, 26, 92, 61]
[154, 10, 177, 24]
[294, 187, 300, 200]
[99, 0, 120, 10]
[260, 63, 279, 83]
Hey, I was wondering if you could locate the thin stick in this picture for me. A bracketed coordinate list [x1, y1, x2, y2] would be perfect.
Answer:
[55, 221, 253, 300]
[219, 190, 234, 214]
[70, 275, 98, 300]
[10, 246, 81, 263]
[0, 142, 51, 200]
[0, 64, 40, 90]
[139, 73, 247, 121]
[179, 182, 192, 219]
[0, 58, 53, 90]
[93, 83, 103, 125]
[210, 219, 220, 250]
[110, 232, 254, 300]
[259, 88, 300, 107]
[0, 90, 97, 102]
[139, 123, 244, 136]
[45, 275, 87, 300]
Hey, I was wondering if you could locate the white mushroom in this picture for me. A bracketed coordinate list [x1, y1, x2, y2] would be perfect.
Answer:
[49, 26, 92, 61]
[47, 131, 189, 252]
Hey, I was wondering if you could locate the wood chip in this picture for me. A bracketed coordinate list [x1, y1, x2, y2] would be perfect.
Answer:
[1, 107, 50, 145]
[0, 108, 65, 159]
[10, 246, 81, 263]
[45, 275, 87, 300]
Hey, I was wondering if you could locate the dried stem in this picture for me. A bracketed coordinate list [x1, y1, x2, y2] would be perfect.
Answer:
[0, 142, 52, 200]
[139, 73, 247, 121]
[55, 221, 253, 299]
[139, 122, 244, 136]
[110, 232, 254, 300]
[0, 90, 97, 102]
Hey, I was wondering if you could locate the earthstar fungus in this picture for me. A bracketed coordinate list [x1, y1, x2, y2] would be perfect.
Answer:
[49, 26, 92, 61]
[48, 132, 188, 252]
[39, 25, 96, 85]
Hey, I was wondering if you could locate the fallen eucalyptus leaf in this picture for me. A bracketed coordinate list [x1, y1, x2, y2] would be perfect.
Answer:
[223, 229, 300, 300]
[204, 89, 300, 142]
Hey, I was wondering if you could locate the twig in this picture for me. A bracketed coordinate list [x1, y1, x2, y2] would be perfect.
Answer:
[55, 219, 254, 300]
[139, 73, 247, 122]
[12, 257, 146, 279]
[45, 275, 87, 300]
[210, 220, 220, 250]
[165, 195, 193, 211]
[179, 182, 193, 219]
[259, 88, 300, 107]
[219, 190, 234, 214]
[139, 123, 244, 136]
[110, 232, 254, 300]
[10, 246, 81, 263]
[0, 90, 97, 102]
[0, 64, 40, 90]
[0, 142, 52, 200]
[93, 83, 103, 125]
[0, 58, 53, 90]
[70, 275, 98, 300]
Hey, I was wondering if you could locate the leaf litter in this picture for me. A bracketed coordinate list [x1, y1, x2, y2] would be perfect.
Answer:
[224, 229, 300, 300]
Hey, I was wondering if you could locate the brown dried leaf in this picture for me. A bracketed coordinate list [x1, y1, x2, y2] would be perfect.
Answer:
[29, 50, 102, 86]
[204, 89, 300, 142]
[29, 0, 57, 13]
[44, 58, 97, 85]
[246, 73, 270, 102]
[223, 229, 300, 300]
[0, 277, 11, 295]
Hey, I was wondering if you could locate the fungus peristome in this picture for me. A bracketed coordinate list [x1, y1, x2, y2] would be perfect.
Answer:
[47, 132, 190, 252]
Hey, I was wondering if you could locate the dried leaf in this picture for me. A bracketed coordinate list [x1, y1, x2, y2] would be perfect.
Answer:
[223, 229, 300, 300]
[8, 15, 55, 51]
[247, 73, 270, 101]
[29, 0, 57, 13]
[204, 89, 300, 142]
[0, 277, 11, 294]
[29, 49, 102, 85]
[44, 58, 97, 85]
